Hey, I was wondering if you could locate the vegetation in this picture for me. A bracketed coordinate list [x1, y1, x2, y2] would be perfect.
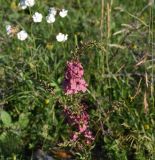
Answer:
[0, 0, 155, 159]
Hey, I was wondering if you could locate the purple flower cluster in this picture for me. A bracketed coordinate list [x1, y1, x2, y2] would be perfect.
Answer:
[63, 61, 88, 95]
[63, 106, 94, 144]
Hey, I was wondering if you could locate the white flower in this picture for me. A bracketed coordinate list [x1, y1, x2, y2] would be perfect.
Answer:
[46, 7, 57, 23]
[19, 0, 27, 9]
[49, 7, 57, 16]
[46, 14, 55, 23]
[25, 0, 35, 7]
[6, 25, 12, 35]
[19, 0, 35, 9]
[64, 35, 68, 41]
[59, 9, 68, 18]
[32, 12, 43, 23]
[17, 30, 28, 41]
[56, 33, 68, 42]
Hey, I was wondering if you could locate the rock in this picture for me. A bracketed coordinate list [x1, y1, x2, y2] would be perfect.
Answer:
[33, 149, 55, 160]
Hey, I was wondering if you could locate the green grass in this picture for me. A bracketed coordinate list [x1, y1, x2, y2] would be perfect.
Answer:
[0, 0, 155, 159]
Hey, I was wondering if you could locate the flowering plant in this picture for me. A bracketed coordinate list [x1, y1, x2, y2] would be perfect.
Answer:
[1, 0, 154, 160]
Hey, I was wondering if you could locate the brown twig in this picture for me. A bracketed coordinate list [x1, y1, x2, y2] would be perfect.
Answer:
[100, 0, 104, 41]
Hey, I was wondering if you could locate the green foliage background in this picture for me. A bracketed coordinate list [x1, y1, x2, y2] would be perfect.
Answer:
[0, 0, 155, 159]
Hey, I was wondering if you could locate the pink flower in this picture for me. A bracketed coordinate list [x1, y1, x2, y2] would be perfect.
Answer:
[79, 124, 87, 133]
[72, 132, 79, 141]
[63, 61, 88, 95]
[84, 130, 94, 140]
[63, 105, 94, 143]
[65, 61, 84, 79]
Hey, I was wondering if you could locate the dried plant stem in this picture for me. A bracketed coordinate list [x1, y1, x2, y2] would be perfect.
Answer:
[124, 10, 148, 27]
[100, 0, 104, 41]
[107, 2, 111, 39]
[144, 91, 148, 113]
[100, 0, 105, 74]
[149, 4, 154, 108]
[106, 2, 111, 74]
[106, 1, 112, 102]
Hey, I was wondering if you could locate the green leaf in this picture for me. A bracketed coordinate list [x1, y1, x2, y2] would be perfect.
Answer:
[0, 110, 12, 126]
[18, 113, 29, 128]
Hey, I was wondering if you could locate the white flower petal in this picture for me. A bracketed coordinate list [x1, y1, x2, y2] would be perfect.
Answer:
[19, 0, 35, 9]
[6, 25, 12, 35]
[32, 12, 43, 23]
[56, 33, 68, 42]
[49, 7, 57, 16]
[64, 34, 68, 41]
[46, 14, 55, 23]
[25, 0, 35, 7]
[17, 30, 28, 41]
[59, 9, 68, 18]
[19, 0, 27, 9]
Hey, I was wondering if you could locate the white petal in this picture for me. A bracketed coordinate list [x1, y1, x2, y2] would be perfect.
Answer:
[19, 0, 27, 9]
[56, 33, 64, 42]
[32, 12, 43, 23]
[17, 30, 28, 41]
[25, 0, 35, 7]
[49, 7, 57, 16]
[56, 33, 68, 42]
[46, 14, 55, 23]
[59, 9, 68, 18]
[6, 25, 12, 35]
[64, 34, 68, 41]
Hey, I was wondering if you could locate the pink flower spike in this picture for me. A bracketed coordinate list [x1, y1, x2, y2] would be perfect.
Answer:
[72, 132, 79, 141]
[63, 105, 94, 144]
[79, 124, 87, 133]
[63, 60, 88, 95]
